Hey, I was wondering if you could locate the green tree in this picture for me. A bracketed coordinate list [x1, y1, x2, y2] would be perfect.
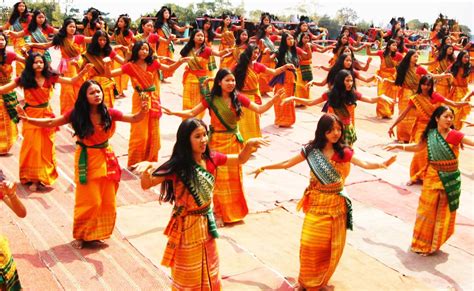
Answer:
[318, 14, 340, 38]
[28, 2, 63, 26]
[335, 7, 358, 25]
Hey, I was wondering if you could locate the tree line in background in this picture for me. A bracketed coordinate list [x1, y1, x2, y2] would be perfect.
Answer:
[0, 0, 471, 39]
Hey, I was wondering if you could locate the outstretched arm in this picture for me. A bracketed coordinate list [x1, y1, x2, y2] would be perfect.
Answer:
[248, 152, 306, 178]
[1, 181, 27, 218]
[351, 153, 397, 170]
[58, 63, 94, 84]
[0, 80, 18, 95]
[226, 137, 271, 166]
[17, 106, 69, 128]
[115, 99, 149, 123]
[162, 103, 206, 119]
[247, 88, 285, 114]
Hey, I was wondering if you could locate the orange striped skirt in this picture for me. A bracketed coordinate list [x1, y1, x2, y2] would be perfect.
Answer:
[113, 50, 130, 94]
[183, 75, 206, 120]
[299, 211, 347, 289]
[127, 108, 160, 167]
[209, 132, 248, 223]
[238, 93, 261, 140]
[450, 86, 470, 130]
[411, 187, 456, 254]
[0, 99, 17, 155]
[274, 80, 296, 127]
[73, 176, 118, 241]
[409, 120, 429, 182]
[396, 88, 417, 142]
[171, 238, 221, 290]
[376, 71, 397, 118]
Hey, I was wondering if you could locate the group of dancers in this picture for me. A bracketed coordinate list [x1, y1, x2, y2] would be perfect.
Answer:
[1, 1, 474, 290]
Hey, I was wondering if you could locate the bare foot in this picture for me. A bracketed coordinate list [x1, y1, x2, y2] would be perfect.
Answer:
[215, 216, 224, 227]
[29, 182, 38, 192]
[406, 179, 421, 186]
[71, 239, 84, 249]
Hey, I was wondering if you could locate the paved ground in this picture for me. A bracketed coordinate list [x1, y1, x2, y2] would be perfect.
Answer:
[1, 45, 473, 290]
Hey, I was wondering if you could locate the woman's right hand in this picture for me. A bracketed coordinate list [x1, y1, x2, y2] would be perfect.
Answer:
[15, 104, 28, 121]
[130, 161, 155, 175]
[388, 127, 395, 138]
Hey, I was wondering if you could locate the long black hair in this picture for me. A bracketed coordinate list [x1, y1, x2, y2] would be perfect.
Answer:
[450, 50, 471, 78]
[276, 32, 298, 68]
[138, 18, 153, 34]
[152, 118, 214, 203]
[86, 30, 112, 56]
[304, 113, 347, 158]
[0, 33, 9, 65]
[327, 53, 355, 87]
[52, 18, 76, 47]
[421, 105, 454, 140]
[27, 10, 49, 33]
[201, 18, 215, 42]
[8, 1, 29, 25]
[113, 14, 131, 37]
[395, 49, 417, 86]
[219, 13, 231, 32]
[294, 21, 308, 42]
[234, 44, 258, 91]
[235, 29, 249, 46]
[383, 39, 397, 57]
[210, 69, 242, 117]
[18, 52, 56, 89]
[82, 7, 100, 30]
[332, 34, 349, 55]
[70, 80, 112, 139]
[436, 44, 455, 63]
[180, 29, 205, 57]
[328, 69, 358, 109]
[416, 75, 434, 96]
[256, 24, 270, 41]
[129, 41, 154, 64]
[154, 6, 175, 30]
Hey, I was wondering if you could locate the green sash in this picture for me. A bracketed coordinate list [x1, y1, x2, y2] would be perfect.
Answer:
[1, 92, 20, 123]
[76, 140, 109, 184]
[205, 95, 244, 143]
[177, 164, 219, 238]
[427, 129, 461, 212]
[303, 147, 353, 230]
[23, 101, 49, 110]
[30, 28, 52, 63]
[161, 23, 175, 53]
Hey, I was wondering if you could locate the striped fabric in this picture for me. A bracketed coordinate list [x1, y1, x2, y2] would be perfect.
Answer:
[450, 84, 470, 130]
[298, 159, 351, 289]
[0, 236, 22, 291]
[20, 87, 58, 186]
[410, 140, 460, 254]
[113, 49, 130, 94]
[273, 71, 296, 127]
[171, 239, 221, 290]
[376, 68, 397, 118]
[396, 87, 417, 143]
[73, 176, 118, 241]
[209, 131, 248, 223]
[238, 66, 262, 140]
[0, 98, 18, 155]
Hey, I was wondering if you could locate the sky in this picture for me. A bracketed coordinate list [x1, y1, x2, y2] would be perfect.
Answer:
[2, 0, 473, 31]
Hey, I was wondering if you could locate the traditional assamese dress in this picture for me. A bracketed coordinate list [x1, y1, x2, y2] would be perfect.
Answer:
[298, 146, 354, 289]
[322, 91, 361, 146]
[58, 35, 86, 114]
[3, 15, 31, 76]
[159, 152, 226, 290]
[121, 61, 162, 167]
[23, 25, 55, 64]
[202, 94, 251, 223]
[69, 108, 122, 241]
[215, 25, 237, 69]
[295, 43, 313, 100]
[258, 35, 278, 94]
[112, 30, 134, 94]
[396, 65, 428, 142]
[182, 46, 212, 120]
[375, 50, 403, 118]
[17, 76, 59, 185]
[408, 93, 447, 182]
[411, 129, 463, 254]
[82, 50, 119, 108]
[449, 68, 471, 130]
[269, 47, 304, 127]
[0, 52, 20, 154]
[156, 23, 176, 79]
[0, 235, 22, 291]
[433, 58, 453, 98]
[237, 62, 267, 140]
